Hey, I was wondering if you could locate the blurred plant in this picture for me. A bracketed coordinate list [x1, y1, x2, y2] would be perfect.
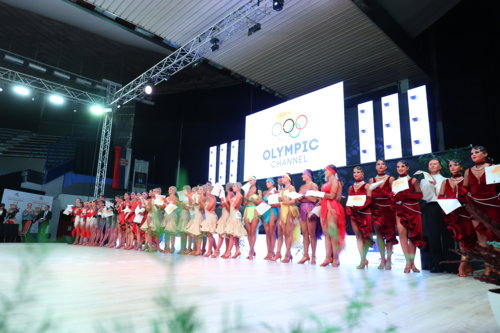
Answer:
[0, 244, 53, 333]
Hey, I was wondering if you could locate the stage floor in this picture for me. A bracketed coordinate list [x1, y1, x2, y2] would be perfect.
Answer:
[0, 241, 497, 333]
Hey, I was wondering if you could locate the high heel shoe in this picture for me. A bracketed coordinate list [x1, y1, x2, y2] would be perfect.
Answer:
[231, 251, 241, 259]
[281, 254, 292, 263]
[211, 250, 219, 258]
[298, 255, 311, 264]
[263, 253, 273, 260]
[271, 253, 282, 262]
[320, 258, 333, 267]
[310, 256, 316, 265]
[385, 261, 392, 270]
[357, 259, 369, 269]
[411, 264, 420, 273]
[404, 263, 411, 274]
[204, 250, 213, 257]
[378, 259, 386, 270]
[221, 253, 230, 259]
[332, 258, 340, 268]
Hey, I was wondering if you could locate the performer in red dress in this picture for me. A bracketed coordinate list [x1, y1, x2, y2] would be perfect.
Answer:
[71, 198, 83, 245]
[438, 159, 476, 277]
[116, 194, 127, 249]
[369, 160, 398, 270]
[346, 166, 373, 269]
[392, 160, 425, 273]
[463, 146, 500, 242]
[319, 165, 346, 267]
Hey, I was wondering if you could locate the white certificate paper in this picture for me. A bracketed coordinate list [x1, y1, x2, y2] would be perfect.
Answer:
[369, 180, 384, 191]
[256, 202, 271, 216]
[63, 205, 73, 215]
[241, 182, 251, 194]
[437, 199, 462, 215]
[305, 190, 325, 198]
[286, 191, 303, 200]
[211, 183, 224, 197]
[153, 195, 165, 206]
[392, 178, 409, 194]
[346, 195, 367, 207]
[485, 164, 500, 185]
[267, 193, 280, 205]
[165, 203, 177, 215]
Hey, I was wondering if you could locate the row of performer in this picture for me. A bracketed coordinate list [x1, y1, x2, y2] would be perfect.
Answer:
[67, 145, 499, 275]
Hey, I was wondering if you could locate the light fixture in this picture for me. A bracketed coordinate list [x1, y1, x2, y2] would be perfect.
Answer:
[90, 104, 105, 115]
[0, 87, 3, 92]
[12, 85, 31, 96]
[48, 94, 64, 105]
[210, 37, 220, 52]
[144, 83, 153, 95]
[272, 0, 284, 11]
[248, 23, 261, 36]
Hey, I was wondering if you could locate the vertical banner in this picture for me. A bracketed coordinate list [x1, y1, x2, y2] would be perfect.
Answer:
[357, 101, 376, 164]
[381, 93, 403, 160]
[132, 159, 149, 194]
[208, 146, 217, 184]
[407, 85, 432, 155]
[229, 140, 239, 183]
[1, 189, 53, 231]
[218, 143, 228, 184]
[112, 146, 132, 189]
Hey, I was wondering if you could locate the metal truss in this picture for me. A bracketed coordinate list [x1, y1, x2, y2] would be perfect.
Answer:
[0, 66, 105, 105]
[93, 83, 120, 198]
[110, 0, 277, 106]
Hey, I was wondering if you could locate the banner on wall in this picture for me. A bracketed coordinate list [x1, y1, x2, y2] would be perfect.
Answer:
[244, 82, 346, 179]
[132, 159, 149, 194]
[112, 146, 132, 189]
[1, 189, 54, 232]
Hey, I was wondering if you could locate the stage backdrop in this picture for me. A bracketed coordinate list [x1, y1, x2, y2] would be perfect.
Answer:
[244, 82, 346, 179]
[1, 189, 54, 232]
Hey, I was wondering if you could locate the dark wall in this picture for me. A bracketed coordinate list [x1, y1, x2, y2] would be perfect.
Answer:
[417, 0, 499, 159]
[133, 84, 283, 187]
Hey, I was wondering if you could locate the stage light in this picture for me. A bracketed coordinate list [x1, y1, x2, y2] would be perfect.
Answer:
[12, 85, 30, 96]
[272, 0, 284, 11]
[90, 104, 105, 115]
[248, 23, 261, 36]
[210, 37, 220, 52]
[144, 84, 153, 95]
[48, 94, 64, 105]
[0, 87, 3, 92]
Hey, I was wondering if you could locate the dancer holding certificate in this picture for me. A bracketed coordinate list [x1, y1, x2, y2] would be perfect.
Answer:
[346, 166, 374, 269]
[201, 184, 218, 257]
[222, 183, 247, 259]
[262, 178, 280, 260]
[163, 187, 179, 254]
[274, 173, 299, 263]
[297, 169, 320, 264]
[243, 176, 262, 260]
[320, 165, 346, 267]
[213, 183, 233, 258]
[438, 159, 476, 277]
[392, 160, 425, 273]
[369, 160, 397, 270]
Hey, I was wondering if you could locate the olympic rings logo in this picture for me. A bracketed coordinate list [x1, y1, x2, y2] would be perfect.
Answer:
[271, 114, 308, 138]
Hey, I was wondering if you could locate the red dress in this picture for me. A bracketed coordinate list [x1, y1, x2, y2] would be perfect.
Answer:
[392, 177, 426, 249]
[71, 207, 82, 237]
[371, 177, 398, 245]
[465, 168, 500, 240]
[117, 204, 126, 230]
[347, 182, 374, 244]
[320, 180, 346, 251]
[439, 179, 476, 250]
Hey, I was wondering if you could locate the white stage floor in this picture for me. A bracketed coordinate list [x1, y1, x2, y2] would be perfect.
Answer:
[0, 240, 497, 333]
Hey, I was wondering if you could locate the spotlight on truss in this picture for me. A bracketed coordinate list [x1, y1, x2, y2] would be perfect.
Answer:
[210, 37, 220, 52]
[272, 0, 284, 11]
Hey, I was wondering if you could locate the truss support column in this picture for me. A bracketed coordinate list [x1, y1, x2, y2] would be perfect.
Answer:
[93, 83, 119, 198]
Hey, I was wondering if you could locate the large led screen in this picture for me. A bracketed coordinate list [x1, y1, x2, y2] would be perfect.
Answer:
[244, 82, 346, 180]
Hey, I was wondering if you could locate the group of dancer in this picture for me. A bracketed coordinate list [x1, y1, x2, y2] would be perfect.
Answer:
[68, 145, 499, 276]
